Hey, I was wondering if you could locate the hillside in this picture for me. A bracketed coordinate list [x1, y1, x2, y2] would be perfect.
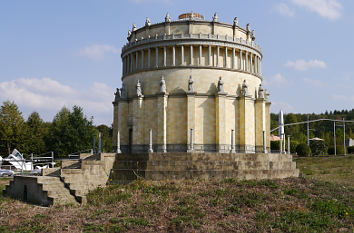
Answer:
[0, 156, 353, 232]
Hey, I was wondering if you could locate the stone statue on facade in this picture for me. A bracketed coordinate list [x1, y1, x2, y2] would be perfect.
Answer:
[145, 17, 151, 26]
[136, 80, 143, 97]
[218, 77, 224, 93]
[132, 24, 137, 31]
[233, 17, 238, 26]
[127, 30, 132, 38]
[120, 83, 127, 99]
[165, 13, 171, 22]
[188, 76, 194, 93]
[265, 89, 270, 100]
[241, 80, 249, 96]
[213, 13, 218, 22]
[160, 76, 167, 94]
[258, 84, 264, 99]
[114, 88, 121, 102]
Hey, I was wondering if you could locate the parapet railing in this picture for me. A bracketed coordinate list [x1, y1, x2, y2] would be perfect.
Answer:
[122, 33, 262, 53]
[67, 149, 94, 159]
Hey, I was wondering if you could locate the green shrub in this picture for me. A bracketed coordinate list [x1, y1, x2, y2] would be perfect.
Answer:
[328, 146, 344, 155]
[271, 141, 280, 151]
[347, 146, 354, 154]
[290, 141, 299, 154]
[310, 140, 327, 156]
[296, 143, 311, 157]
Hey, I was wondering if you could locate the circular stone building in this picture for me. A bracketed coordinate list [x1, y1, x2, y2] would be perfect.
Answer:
[113, 13, 271, 154]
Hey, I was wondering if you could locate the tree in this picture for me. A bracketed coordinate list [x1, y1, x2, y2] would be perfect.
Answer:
[96, 124, 112, 152]
[309, 140, 327, 156]
[296, 143, 311, 157]
[0, 101, 26, 155]
[46, 106, 96, 157]
[25, 112, 48, 155]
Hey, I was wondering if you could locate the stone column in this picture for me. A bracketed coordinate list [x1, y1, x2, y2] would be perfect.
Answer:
[147, 48, 151, 68]
[231, 129, 236, 153]
[245, 52, 249, 72]
[239, 50, 243, 70]
[250, 53, 253, 74]
[190, 45, 193, 65]
[112, 100, 119, 152]
[172, 46, 176, 66]
[187, 91, 196, 152]
[148, 129, 153, 152]
[163, 46, 167, 67]
[157, 93, 168, 152]
[117, 130, 122, 154]
[181, 45, 184, 65]
[135, 51, 139, 70]
[216, 46, 220, 67]
[225, 47, 228, 68]
[130, 53, 133, 72]
[199, 45, 202, 66]
[232, 48, 236, 69]
[155, 47, 159, 67]
[122, 57, 125, 75]
[141, 50, 144, 69]
[208, 45, 212, 66]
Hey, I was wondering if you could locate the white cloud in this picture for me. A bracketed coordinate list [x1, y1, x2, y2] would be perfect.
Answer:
[0, 78, 115, 125]
[303, 78, 325, 87]
[79, 44, 120, 61]
[264, 73, 289, 87]
[285, 59, 327, 71]
[291, 0, 342, 20]
[274, 3, 295, 17]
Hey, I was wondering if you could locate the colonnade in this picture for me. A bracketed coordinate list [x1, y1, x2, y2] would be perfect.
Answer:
[122, 44, 262, 76]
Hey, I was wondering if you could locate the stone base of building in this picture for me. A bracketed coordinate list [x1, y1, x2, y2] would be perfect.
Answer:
[3, 152, 298, 206]
[111, 152, 299, 184]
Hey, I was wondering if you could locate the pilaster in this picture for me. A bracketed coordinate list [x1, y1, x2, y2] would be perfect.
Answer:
[157, 93, 168, 152]
[239, 95, 255, 153]
[216, 92, 227, 152]
[255, 98, 266, 152]
[186, 92, 196, 151]
[132, 96, 144, 151]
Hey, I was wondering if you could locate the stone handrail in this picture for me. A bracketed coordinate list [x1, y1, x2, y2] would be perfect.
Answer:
[122, 33, 262, 53]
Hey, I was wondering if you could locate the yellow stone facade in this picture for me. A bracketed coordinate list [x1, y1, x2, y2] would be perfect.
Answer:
[113, 13, 271, 153]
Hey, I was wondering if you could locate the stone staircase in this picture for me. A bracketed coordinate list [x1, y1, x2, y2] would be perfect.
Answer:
[3, 153, 116, 206]
[111, 152, 299, 183]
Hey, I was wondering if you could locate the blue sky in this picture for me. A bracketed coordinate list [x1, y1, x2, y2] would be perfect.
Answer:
[0, 0, 353, 125]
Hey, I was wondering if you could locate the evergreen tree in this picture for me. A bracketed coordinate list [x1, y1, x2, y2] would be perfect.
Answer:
[25, 112, 47, 155]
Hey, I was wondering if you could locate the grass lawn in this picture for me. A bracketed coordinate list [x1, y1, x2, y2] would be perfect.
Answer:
[0, 156, 352, 232]
[295, 155, 354, 186]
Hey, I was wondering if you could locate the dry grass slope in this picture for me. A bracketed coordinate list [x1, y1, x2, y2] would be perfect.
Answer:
[0, 156, 353, 232]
